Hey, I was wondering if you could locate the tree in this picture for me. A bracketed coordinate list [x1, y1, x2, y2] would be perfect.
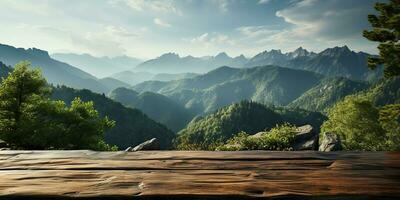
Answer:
[0, 61, 115, 150]
[379, 104, 400, 150]
[363, 0, 400, 78]
[0, 61, 50, 146]
[321, 95, 385, 150]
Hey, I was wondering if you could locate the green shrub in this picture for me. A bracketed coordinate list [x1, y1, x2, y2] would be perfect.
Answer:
[217, 123, 297, 151]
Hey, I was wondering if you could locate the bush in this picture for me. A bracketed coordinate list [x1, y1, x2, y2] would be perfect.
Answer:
[217, 123, 297, 151]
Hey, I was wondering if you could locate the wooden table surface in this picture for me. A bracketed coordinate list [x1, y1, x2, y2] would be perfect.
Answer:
[0, 150, 399, 199]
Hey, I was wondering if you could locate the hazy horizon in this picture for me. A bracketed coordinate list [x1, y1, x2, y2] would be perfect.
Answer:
[0, 0, 383, 60]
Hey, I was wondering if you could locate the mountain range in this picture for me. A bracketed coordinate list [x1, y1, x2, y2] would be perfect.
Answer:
[134, 52, 248, 73]
[109, 71, 198, 86]
[246, 46, 381, 81]
[133, 46, 380, 81]
[52, 53, 142, 78]
[1, 43, 381, 97]
[131, 65, 324, 114]
[0, 44, 115, 93]
[110, 64, 368, 132]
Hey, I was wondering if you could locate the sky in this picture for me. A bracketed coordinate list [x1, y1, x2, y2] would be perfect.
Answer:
[0, 0, 384, 59]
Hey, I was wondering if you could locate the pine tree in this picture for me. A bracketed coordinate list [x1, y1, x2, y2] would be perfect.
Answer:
[0, 61, 50, 146]
[363, 0, 400, 78]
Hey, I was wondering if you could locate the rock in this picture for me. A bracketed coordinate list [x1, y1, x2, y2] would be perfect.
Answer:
[293, 125, 319, 150]
[249, 132, 264, 139]
[319, 132, 342, 152]
[124, 147, 132, 151]
[0, 139, 8, 148]
[125, 138, 160, 152]
[247, 125, 319, 151]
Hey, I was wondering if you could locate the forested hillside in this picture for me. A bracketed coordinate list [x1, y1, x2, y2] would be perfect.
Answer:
[363, 77, 400, 106]
[175, 101, 326, 150]
[51, 86, 175, 149]
[0, 61, 12, 78]
[109, 87, 194, 132]
[289, 77, 370, 112]
[133, 65, 323, 114]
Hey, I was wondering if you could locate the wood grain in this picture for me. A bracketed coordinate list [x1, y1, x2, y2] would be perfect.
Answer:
[0, 150, 399, 199]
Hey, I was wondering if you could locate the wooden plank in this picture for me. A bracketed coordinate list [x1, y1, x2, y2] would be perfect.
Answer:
[0, 151, 399, 199]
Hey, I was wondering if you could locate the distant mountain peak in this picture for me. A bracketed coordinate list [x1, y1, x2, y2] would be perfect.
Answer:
[235, 54, 246, 59]
[26, 48, 50, 59]
[342, 45, 350, 50]
[294, 47, 306, 53]
[269, 49, 282, 54]
[321, 45, 353, 57]
[215, 52, 230, 59]
[288, 46, 314, 58]
[159, 52, 180, 59]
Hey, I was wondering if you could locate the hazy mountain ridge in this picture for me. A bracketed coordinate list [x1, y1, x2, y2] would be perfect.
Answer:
[131, 46, 379, 81]
[134, 52, 248, 73]
[247, 46, 381, 81]
[99, 77, 131, 92]
[109, 71, 198, 86]
[52, 53, 142, 78]
[0, 44, 121, 93]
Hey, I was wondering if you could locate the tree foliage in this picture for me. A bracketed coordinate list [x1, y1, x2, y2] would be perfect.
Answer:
[363, 0, 400, 78]
[51, 86, 175, 150]
[174, 101, 325, 150]
[0, 61, 115, 150]
[174, 101, 283, 150]
[217, 123, 297, 151]
[321, 94, 400, 151]
[379, 104, 400, 150]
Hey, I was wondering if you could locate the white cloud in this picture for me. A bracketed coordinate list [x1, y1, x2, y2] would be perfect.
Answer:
[186, 32, 236, 48]
[275, 0, 373, 41]
[115, 0, 182, 15]
[236, 25, 280, 38]
[212, 0, 230, 13]
[0, 0, 58, 16]
[104, 25, 137, 37]
[154, 18, 171, 28]
[258, 0, 272, 4]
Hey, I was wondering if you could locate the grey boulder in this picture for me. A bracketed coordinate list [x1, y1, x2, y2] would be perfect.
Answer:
[293, 125, 319, 150]
[319, 132, 342, 152]
[0, 139, 8, 148]
[125, 138, 160, 152]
